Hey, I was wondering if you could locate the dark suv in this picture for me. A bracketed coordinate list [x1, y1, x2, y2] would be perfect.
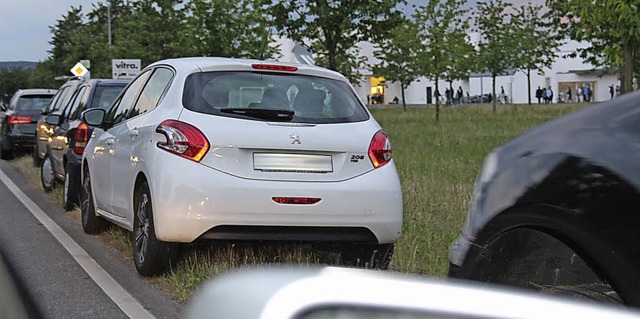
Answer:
[41, 79, 128, 210]
[0, 89, 56, 159]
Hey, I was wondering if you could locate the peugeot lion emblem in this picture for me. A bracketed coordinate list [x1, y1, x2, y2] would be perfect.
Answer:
[290, 133, 301, 144]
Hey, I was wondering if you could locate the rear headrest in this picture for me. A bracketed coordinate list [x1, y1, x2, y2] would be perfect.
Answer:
[261, 88, 288, 109]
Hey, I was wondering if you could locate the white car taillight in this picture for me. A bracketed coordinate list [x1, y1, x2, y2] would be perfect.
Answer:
[368, 130, 392, 169]
[156, 120, 210, 162]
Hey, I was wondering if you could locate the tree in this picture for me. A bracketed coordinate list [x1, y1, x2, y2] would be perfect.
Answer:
[442, 30, 476, 106]
[373, 21, 421, 111]
[111, 0, 187, 66]
[511, 2, 561, 105]
[414, 0, 470, 122]
[183, 0, 278, 59]
[474, 0, 517, 112]
[547, 0, 640, 94]
[0, 68, 31, 104]
[48, 6, 86, 77]
[266, 0, 405, 83]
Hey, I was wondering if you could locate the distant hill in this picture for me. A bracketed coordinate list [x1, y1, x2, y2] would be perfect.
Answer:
[0, 61, 38, 69]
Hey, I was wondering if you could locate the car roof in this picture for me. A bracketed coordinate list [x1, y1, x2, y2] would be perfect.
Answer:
[147, 57, 349, 82]
[13, 89, 57, 96]
[86, 79, 130, 86]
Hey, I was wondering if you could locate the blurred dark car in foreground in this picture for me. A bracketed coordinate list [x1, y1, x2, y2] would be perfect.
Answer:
[185, 266, 640, 319]
[0, 89, 56, 159]
[449, 92, 640, 306]
[41, 79, 127, 210]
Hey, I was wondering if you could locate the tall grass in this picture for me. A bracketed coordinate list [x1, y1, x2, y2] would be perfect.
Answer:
[371, 103, 585, 275]
[9, 103, 586, 301]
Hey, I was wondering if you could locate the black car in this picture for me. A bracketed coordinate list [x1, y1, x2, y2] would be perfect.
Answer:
[0, 89, 56, 159]
[41, 79, 127, 210]
[34, 77, 85, 166]
[448, 92, 640, 306]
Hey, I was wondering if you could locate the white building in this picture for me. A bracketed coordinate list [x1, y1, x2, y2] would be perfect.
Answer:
[278, 36, 620, 105]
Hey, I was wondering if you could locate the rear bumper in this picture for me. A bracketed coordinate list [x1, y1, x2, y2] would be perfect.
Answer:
[149, 155, 403, 244]
[5, 129, 36, 150]
[200, 225, 378, 243]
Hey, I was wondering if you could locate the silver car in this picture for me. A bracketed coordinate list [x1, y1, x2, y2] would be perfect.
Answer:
[186, 266, 640, 319]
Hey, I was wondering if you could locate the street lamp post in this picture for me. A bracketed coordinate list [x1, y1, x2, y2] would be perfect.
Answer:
[107, 2, 112, 47]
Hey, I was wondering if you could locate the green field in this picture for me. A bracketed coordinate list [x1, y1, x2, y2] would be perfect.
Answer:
[11, 102, 587, 300]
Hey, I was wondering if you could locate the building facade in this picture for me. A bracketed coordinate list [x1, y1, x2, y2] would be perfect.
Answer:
[277, 37, 621, 106]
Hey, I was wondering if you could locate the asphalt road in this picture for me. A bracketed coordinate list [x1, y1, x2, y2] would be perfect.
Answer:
[0, 159, 183, 319]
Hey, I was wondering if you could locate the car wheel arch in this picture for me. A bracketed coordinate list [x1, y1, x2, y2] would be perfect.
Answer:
[463, 205, 634, 305]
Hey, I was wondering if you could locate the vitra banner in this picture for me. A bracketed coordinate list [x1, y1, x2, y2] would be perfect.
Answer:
[112, 59, 141, 80]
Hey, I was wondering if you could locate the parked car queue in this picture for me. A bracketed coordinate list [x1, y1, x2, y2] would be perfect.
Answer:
[38, 79, 127, 210]
[15, 58, 403, 278]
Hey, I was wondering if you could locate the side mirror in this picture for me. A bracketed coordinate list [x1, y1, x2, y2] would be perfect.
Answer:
[81, 108, 106, 127]
[45, 114, 62, 126]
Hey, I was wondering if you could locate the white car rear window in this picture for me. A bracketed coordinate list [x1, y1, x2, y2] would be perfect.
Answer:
[183, 72, 369, 123]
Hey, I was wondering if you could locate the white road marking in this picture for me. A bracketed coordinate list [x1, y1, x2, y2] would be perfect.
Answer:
[0, 168, 155, 319]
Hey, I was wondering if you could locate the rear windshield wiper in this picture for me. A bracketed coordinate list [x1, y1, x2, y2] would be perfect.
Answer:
[221, 108, 294, 121]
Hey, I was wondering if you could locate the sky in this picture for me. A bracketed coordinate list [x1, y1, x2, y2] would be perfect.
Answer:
[0, 0, 99, 62]
[0, 0, 540, 63]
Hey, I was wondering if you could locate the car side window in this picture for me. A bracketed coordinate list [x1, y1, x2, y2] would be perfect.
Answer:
[52, 84, 79, 113]
[45, 87, 68, 114]
[63, 86, 87, 120]
[129, 67, 173, 118]
[106, 70, 152, 126]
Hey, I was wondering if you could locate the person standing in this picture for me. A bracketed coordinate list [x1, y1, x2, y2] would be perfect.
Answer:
[609, 85, 614, 99]
[577, 85, 582, 102]
[535, 86, 543, 104]
[584, 85, 591, 102]
[545, 86, 553, 104]
[567, 87, 572, 103]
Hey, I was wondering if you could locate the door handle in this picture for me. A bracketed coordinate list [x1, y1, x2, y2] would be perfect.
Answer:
[128, 129, 139, 138]
[106, 138, 115, 147]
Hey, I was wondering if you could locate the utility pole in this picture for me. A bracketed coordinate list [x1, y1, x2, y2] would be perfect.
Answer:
[107, 2, 112, 47]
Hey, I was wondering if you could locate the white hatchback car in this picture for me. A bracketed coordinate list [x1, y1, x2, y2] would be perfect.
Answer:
[80, 57, 403, 276]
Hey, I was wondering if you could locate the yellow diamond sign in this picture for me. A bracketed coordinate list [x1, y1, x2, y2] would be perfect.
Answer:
[70, 62, 88, 77]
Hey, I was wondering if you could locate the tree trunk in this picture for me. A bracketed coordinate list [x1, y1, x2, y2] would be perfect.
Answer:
[435, 78, 440, 123]
[527, 68, 532, 105]
[492, 73, 497, 112]
[401, 82, 407, 111]
[622, 39, 635, 94]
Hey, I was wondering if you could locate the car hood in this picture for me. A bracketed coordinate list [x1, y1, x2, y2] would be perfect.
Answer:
[493, 91, 640, 188]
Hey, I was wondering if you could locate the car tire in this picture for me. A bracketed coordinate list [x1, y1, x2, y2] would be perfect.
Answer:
[133, 181, 179, 277]
[63, 162, 80, 211]
[0, 133, 13, 160]
[32, 146, 41, 167]
[81, 166, 107, 234]
[341, 243, 394, 270]
[40, 155, 55, 192]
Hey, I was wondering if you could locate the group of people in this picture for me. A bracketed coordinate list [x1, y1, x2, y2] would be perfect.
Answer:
[536, 84, 594, 104]
[435, 86, 466, 105]
[535, 86, 555, 104]
[575, 84, 592, 102]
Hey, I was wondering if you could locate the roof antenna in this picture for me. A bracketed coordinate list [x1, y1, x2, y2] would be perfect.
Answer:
[258, 25, 272, 61]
